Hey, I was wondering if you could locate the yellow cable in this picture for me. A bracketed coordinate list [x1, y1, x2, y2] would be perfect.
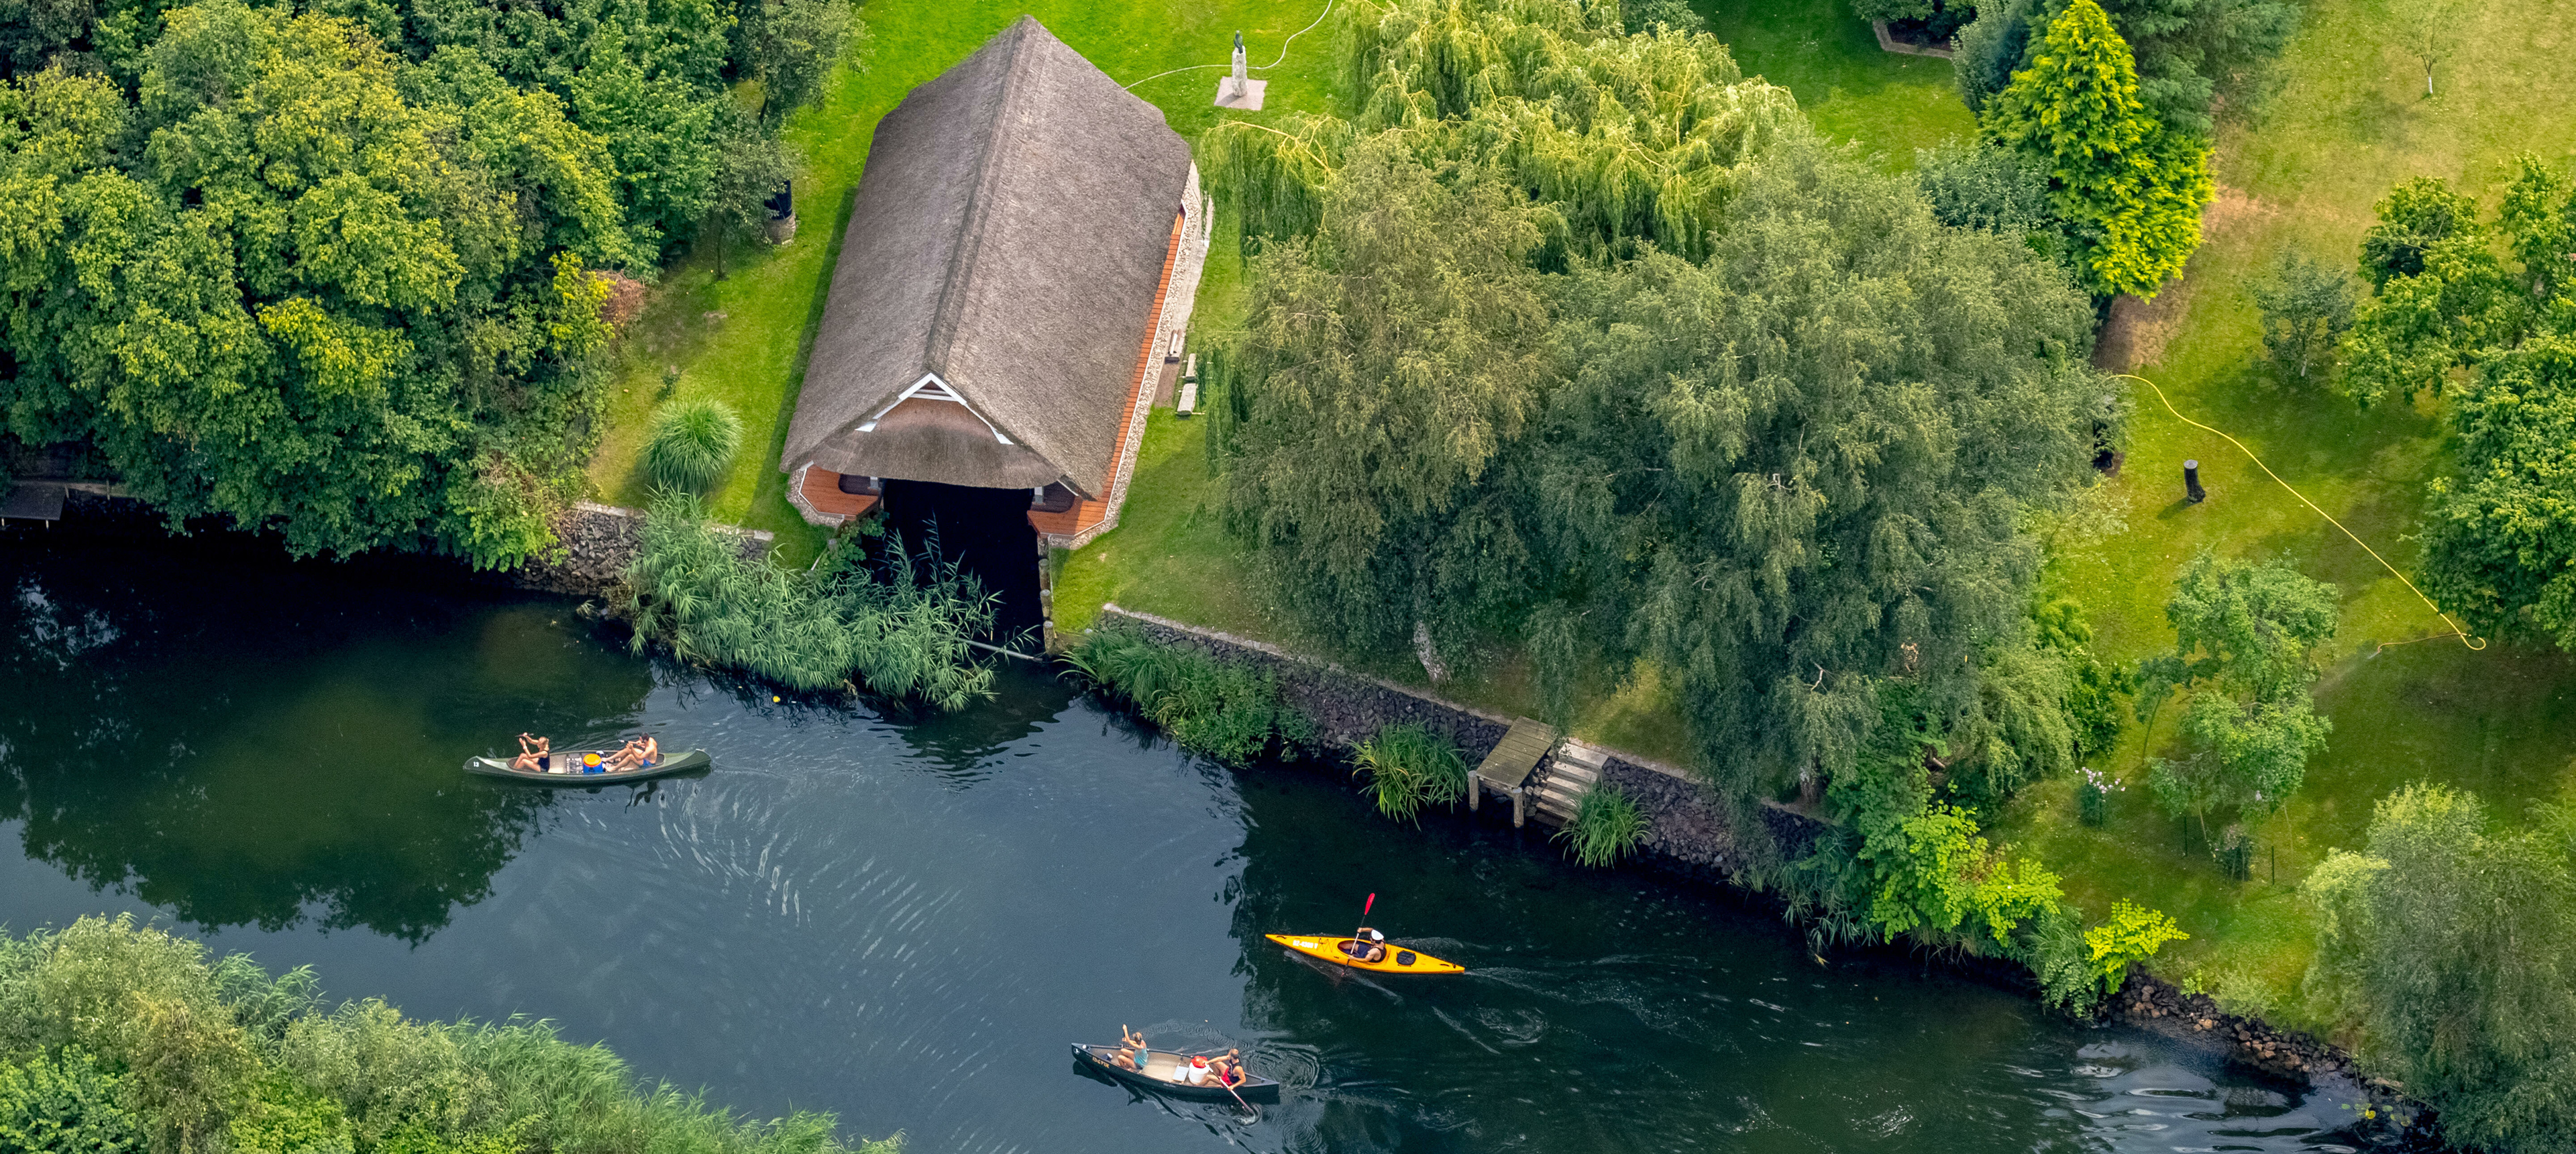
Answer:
[2110, 372, 2485, 653]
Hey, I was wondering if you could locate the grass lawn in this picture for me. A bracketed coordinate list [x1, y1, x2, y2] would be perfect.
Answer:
[1051, 0, 1957, 764]
[1990, 0, 2576, 1029]
[582, 0, 1347, 565]
[1697, 0, 1976, 166]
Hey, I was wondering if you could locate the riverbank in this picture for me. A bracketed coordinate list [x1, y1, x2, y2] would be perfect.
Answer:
[1083, 605, 2432, 1143]
[0, 531, 2384, 1149]
[1, 487, 773, 598]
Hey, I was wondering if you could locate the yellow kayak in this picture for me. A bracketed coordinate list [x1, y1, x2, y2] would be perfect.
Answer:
[1265, 933, 1465, 974]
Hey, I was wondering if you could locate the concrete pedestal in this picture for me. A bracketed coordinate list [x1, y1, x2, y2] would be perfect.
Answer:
[1213, 77, 1267, 110]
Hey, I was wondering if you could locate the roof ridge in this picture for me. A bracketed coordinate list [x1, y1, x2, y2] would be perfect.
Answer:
[922, 16, 1047, 443]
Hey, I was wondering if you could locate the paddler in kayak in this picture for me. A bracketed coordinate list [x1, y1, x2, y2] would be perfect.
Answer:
[1337, 928, 1388, 963]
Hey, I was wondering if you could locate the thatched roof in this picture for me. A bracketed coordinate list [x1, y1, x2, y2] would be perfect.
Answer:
[782, 15, 1191, 495]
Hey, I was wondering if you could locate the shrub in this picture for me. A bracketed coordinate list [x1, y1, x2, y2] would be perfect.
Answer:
[1352, 725, 1470, 823]
[2076, 767, 2122, 827]
[1554, 781, 1648, 868]
[1065, 625, 1313, 764]
[0, 1046, 142, 1154]
[2024, 904, 2102, 1018]
[642, 399, 745, 494]
[2082, 900, 2188, 996]
[1621, 0, 1704, 33]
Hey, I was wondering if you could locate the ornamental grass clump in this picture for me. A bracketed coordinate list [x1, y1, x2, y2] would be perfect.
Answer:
[1555, 781, 1648, 868]
[1351, 724, 1469, 823]
[1065, 624, 1311, 764]
[642, 399, 743, 494]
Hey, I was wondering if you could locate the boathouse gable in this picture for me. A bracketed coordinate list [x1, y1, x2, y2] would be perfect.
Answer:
[783, 15, 1204, 547]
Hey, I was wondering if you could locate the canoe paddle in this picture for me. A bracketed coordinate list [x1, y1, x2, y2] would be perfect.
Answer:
[1212, 1056, 1252, 1112]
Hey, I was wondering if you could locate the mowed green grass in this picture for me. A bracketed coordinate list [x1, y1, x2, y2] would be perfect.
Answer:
[1697, 0, 1975, 166]
[1991, 0, 2576, 1027]
[584, 0, 1346, 564]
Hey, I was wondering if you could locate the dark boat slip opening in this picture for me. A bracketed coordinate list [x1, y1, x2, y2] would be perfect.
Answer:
[881, 478, 1043, 645]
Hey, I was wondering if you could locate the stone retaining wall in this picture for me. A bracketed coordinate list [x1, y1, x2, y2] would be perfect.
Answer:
[513, 501, 775, 596]
[1096, 603, 1812, 882]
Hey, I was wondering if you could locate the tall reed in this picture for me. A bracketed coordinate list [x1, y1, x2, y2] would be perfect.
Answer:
[1351, 723, 1470, 823]
[1554, 780, 1648, 868]
[618, 491, 994, 709]
[1064, 624, 1312, 764]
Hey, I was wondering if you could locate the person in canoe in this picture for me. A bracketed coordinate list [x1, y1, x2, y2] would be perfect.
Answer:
[1208, 1049, 1247, 1089]
[605, 736, 659, 772]
[1107, 1025, 1151, 1073]
[1338, 928, 1388, 963]
[510, 733, 552, 773]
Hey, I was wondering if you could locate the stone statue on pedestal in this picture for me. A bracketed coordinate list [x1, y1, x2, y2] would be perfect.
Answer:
[1215, 29, 1266, 109]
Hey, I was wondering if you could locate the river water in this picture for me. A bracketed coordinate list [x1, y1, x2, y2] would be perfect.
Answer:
[0, 538, 2377, 1153]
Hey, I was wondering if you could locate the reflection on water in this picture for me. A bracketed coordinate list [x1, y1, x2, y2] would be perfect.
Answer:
[0, 552, 641, 939]
[0, 539, 2381, 1153]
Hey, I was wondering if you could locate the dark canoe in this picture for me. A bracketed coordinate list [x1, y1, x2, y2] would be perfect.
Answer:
[1069, 1043, 1281, 1105]
[463, 749, 710, 785]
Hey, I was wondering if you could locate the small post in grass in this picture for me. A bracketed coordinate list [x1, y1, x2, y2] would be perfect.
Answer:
[2184, 458, 2207, 504]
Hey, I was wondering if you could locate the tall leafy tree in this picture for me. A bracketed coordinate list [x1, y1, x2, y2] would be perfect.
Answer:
[0, 1, 620, 564]
[1207, 0, 1800, 264]
[2037, 0, 2303, 137]
[2135, 552, 2337, 841]
[1985, 0, 2213, 298]
[2304, 784, 2576, 1153]
[733, 0, 857, 124]
[2341, 158, 2576, 650]
[1533, 138, 2104, 802]
[1220, 138, 1556, 655]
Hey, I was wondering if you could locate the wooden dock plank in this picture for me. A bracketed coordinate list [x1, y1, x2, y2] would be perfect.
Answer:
[1473, 717, 1558, 791]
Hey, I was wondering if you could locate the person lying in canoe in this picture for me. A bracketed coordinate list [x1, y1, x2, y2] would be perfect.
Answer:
[1108, 1025, 1150, 1073]
[1338, 928, 1388, 963]
[509, 733, 551, 773]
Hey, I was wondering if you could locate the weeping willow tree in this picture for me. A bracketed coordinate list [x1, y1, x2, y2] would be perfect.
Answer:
[1210, 0, 2112, 922]
[1205, 0, 1801, 262]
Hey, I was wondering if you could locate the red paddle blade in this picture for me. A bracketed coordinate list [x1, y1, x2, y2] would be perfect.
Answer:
[1362, 892, 1375, 917]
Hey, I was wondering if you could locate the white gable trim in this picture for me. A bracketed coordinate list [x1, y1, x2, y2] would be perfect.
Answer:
[854, 372, 1015, 445]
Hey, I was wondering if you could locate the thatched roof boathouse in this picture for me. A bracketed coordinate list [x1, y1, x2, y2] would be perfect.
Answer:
[782, 15, 1210, 552]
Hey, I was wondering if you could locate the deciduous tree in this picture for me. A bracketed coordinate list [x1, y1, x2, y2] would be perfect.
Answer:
[2304, 784, 2576, 1152]
[1220, 138, 1556, 657]
[2249, 248, 2355, 380]
[0, 3, 622, 566]
[2136, 552, 2336, 842]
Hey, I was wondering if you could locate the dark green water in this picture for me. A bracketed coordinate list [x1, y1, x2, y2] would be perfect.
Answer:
[0, 537, 2377, 1153]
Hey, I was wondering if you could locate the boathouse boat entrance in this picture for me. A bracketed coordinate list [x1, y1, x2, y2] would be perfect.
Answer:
[780, 16, 1211, 639]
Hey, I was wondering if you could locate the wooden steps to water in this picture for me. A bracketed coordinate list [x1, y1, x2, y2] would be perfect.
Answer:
[1530, 739, 1606, 825]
